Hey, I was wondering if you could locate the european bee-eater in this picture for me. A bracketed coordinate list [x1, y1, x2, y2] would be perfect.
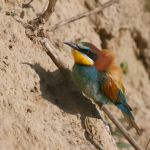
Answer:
[64, 42, 140, 134]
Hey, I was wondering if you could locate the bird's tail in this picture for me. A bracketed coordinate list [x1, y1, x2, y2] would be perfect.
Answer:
[122, 111, 141, 135]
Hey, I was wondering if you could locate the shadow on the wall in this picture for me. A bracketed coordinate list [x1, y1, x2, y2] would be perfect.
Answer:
[23, 62, 105, 150]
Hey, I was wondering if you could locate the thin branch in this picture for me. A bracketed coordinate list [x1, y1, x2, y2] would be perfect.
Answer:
[145, 139, 150, 150]
[22, 0, 34, 8]
[40, 38, 71, 78]
[48, 0, 119, 32]
[28, 0, 57, 26]
[39, 0, 57, 22]
[40, 38, 143, 150]
[101, 105, 143, 150]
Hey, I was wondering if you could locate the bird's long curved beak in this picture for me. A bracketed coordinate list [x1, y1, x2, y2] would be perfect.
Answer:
[63, 42, 80, 51]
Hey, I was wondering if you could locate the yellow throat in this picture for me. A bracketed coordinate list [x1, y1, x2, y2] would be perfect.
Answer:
[72, 49, 94, 65]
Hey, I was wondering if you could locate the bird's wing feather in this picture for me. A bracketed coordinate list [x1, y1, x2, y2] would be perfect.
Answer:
[98, 71, 121, 102]
[98, 71, 134, 119]
[98, 71, 141, 134]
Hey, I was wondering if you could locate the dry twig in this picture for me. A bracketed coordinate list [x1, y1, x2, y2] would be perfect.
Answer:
[48, 0, 119, 32]
[22, 0, 34, 8]
[145, 139, 150, 150]
[41, 39, 70, 77]
[40, 38, 143, 150]
[28, 0, 57, 26]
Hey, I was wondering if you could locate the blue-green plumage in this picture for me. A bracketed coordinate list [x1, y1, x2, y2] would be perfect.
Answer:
[71, 64, 109, 104]
[111, 90, 134, 120]
[71, 63, 134, 120]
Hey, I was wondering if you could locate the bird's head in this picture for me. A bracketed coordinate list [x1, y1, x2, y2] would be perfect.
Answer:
[64, 42, 115, 71]
[63, 42, 99, 66]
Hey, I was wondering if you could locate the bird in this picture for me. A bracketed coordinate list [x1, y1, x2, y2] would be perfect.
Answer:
[63, 41, 141, 134]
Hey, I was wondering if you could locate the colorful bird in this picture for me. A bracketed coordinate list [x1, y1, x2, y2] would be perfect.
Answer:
[64, 42, 140, 134]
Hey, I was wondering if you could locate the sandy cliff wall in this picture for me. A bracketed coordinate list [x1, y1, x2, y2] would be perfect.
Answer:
[0, 0, 150, 149]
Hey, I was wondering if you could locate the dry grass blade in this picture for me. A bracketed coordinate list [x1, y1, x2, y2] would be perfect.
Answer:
[40, 38, 143, 150]
[48, 0, 119, 32]
[28, 0, 57, 26]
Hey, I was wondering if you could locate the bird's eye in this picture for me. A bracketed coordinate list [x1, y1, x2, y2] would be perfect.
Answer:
[85, 50, 90, 54]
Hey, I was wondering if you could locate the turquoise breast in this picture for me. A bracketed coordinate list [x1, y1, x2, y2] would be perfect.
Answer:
[71, 64, 109, 104]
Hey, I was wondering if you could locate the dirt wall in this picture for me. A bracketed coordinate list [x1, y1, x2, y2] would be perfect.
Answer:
[0, 0, 150, 150]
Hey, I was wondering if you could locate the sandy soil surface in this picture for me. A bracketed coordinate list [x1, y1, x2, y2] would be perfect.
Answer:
[0, 0, 150, 150]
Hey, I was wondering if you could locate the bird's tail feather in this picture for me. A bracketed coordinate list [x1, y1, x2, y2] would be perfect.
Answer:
[122, 111, 141, 135]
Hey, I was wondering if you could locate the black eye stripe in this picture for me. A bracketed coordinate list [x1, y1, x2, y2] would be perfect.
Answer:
[80, 49, 90, 54]
[80, 48, 97, 61]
